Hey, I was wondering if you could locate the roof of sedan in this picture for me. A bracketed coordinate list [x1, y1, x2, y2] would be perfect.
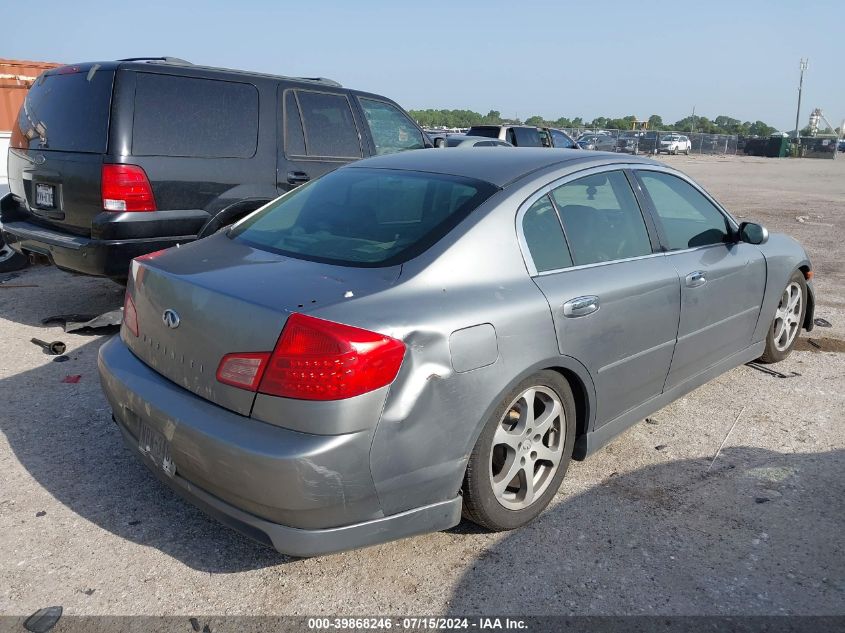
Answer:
[348, 148, 659, 187]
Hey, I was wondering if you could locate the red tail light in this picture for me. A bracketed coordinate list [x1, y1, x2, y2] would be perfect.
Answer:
[123, 292, 139, 337]
[215, 314, 406, 400]
[102, 164, 156, 212]
[216, 352, 271, 390]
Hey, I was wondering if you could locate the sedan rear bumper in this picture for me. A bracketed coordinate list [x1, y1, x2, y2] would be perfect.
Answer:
[98, 336, 461, 556]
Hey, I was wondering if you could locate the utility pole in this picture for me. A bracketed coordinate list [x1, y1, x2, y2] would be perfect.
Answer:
[691, 105, 696, 134]
[794, 58, 808, 154]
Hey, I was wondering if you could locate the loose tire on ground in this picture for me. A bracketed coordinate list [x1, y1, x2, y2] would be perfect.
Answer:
[462, 370, 576, 531]
[0, 239, 28, 273]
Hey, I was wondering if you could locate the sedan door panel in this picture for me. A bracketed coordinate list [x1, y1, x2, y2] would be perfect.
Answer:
[533, 255, 680, 425]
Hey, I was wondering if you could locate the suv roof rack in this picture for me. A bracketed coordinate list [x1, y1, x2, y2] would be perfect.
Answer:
[117, 57, 192, 65]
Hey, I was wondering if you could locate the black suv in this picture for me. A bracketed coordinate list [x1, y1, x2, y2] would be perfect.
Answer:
[1, 58, 430, 278]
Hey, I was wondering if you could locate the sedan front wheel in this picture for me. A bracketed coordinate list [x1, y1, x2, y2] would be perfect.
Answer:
[462, 371, 576, 531]
[759, 271, 806, 363]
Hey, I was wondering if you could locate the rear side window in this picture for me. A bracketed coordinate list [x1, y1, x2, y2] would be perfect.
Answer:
[229, 167, 497, 266]
[295, 90, 362, 159]
[359, 98, 425, 155]
[522, 195, 573, 273]
[132, 74, 258, 158]
[283, 90, 306, 156]
[511, 127, 543, 147]
[637, 171, 730, 250]
[552, 171, 652, 266]
[12, 69, 114, 153]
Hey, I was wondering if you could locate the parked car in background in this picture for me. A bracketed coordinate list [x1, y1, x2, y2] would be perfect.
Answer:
[100, 148, 815, 556]
[616, 132, 641, 154]
[658, 133, 692, 155]
[466, 125, 545, 147]
[539, 127, 579, 149]
[576, 134, 616, 151]
[1, 57, 430, 279]
[442, 135, 512, 148]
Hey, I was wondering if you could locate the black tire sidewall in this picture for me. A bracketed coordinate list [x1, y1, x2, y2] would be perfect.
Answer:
[462, 370, 576, 531]
[0, 244, 28, 273]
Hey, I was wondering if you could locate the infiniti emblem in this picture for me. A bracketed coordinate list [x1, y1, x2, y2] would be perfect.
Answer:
[162, 309, 181, 329]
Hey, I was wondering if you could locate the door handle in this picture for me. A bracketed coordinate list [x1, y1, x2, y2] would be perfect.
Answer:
[563, 295, 599, 318]
[286, 171, 310, 186]
[685, 271, 707, 287]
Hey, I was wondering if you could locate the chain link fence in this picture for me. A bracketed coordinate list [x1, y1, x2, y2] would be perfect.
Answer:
[561, 128, 739, 156]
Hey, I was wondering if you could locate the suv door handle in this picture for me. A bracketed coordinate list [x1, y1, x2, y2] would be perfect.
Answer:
[286, 171, 310, 185]
[563, 296, 599, 318]
[685, 271, 707, 287]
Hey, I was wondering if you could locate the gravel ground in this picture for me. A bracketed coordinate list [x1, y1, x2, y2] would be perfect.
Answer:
[0, 155, 843, 618]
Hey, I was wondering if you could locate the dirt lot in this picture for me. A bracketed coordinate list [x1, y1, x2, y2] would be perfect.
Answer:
[1, 155, 843, 618]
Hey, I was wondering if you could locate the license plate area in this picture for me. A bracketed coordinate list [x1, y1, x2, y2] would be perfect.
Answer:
[138, 419, 176, 477]
[35, 183, 55, 209]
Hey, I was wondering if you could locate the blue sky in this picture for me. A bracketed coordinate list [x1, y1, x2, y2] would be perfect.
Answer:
[6, 0, 844, 130]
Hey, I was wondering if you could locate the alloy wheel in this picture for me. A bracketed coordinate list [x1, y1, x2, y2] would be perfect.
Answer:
[773, 281, 802, 351]
[489, 386, 565, 510]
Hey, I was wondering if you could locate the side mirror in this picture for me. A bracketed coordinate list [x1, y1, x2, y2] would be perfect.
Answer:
[738, 221, 768, 245]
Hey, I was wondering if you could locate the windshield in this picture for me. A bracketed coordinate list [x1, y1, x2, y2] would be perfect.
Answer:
[11, 68, 114, 153]
[661, 135, 678, 141]
[229, 167, 498, 267]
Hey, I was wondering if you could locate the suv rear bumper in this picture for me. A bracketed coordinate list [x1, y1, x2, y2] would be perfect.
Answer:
[0, 219, 191, 277]
[98, 335, 462, 556]
[1, 193, 208, 277]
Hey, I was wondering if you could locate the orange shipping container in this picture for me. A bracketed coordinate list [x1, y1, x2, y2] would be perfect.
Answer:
[0, 58, 62, 132]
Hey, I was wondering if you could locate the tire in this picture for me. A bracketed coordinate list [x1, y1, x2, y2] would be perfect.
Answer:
[462, 370, 576, 531]
[759, 271, 806, 363]
[684, 148, 690, 155]
[0, 238, 28, 273]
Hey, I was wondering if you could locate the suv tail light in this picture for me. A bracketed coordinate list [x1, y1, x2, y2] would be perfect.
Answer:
[215, 314, 406, 401]
[123, 292, 139, 337]
[102, 164, 156, 212]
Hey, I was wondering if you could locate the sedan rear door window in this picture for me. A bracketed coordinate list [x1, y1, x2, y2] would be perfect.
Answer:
[637, 170, 730, 250]
[522, 195, 573, 273]
[551, 171, 652, 266]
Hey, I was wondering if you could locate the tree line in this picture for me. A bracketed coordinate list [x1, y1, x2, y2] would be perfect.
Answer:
[409, 109, 779, 137]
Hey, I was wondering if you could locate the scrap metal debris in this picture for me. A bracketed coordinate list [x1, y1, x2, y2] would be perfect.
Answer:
[30, 338, 66, 355]
[23, 606, 62, 633]
[808, 339, 822, 349]
[42, 309, 122, 333]
[814, 317, 832, 328]
[745, 362, 800, 379]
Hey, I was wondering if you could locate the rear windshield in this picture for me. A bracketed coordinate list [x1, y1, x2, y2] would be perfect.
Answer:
[11, 68, 114, 153]
[229, 167, 498, 267]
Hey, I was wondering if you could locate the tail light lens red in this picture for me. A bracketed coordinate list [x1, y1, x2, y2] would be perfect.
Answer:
[102, 164, 156, 212]
[123, 292, 139, 337]
[215, 313, 406, 401]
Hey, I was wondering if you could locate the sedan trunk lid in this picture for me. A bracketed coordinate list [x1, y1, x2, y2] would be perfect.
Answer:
[123, 233, 401, 415]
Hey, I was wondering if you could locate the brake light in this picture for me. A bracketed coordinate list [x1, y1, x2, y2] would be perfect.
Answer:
[216, 352, 271, 390]
[102, 164, 156, 212]
[216, 314, 405, 399]
[123, 293, 139, 337]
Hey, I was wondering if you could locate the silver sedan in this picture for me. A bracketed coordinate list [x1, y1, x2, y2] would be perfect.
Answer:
[99, 149, 815, 556]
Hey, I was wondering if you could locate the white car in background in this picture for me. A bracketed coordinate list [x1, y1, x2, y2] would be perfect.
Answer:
[658, 134, 692, 155]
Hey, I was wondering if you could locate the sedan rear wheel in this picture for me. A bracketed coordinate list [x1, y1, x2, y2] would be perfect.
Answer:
[462, 371, 576, 531]
[759, 271, 806, 363]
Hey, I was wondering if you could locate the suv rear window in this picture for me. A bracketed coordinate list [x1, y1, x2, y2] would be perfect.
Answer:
[132, 73, 258, 158]
[229, 167, 497, 266]
[11, 69, 114, 153]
